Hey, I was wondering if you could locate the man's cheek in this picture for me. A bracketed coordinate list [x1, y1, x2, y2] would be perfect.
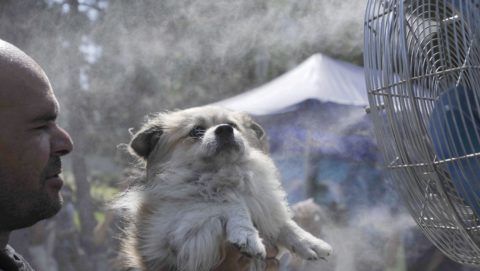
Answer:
[29, 135, 52, 162]
[18, 142, 50, 183]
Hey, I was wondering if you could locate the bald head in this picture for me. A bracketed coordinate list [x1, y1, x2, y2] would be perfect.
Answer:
[0, 40, 43, 70]
[0, 40, 51, 107]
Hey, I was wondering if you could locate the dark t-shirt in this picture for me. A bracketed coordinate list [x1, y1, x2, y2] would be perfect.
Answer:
[0, 245, 34, 271]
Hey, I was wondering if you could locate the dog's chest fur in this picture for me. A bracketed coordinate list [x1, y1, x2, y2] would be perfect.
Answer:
[146, 149, 289, 240]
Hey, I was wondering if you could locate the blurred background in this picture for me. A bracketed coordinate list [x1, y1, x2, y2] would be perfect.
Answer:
[1, 0, 478, 270]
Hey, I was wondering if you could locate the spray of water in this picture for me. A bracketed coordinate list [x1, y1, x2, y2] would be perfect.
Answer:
[283, 199, 417, 271]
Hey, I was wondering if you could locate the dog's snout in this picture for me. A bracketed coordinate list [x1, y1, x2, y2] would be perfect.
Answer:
[215, 124, 234, 137]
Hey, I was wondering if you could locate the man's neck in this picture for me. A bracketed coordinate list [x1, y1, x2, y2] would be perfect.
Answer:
[0, 231, 9, 250]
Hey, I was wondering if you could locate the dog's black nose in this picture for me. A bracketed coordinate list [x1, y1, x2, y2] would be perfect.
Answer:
[215, 124, 234, 137]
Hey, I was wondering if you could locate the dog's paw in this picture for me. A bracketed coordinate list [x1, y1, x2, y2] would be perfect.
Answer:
[288, 235, 332, 261]
[228, 231, 266, 259]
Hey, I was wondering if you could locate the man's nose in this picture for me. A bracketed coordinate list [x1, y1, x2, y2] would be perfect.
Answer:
[52, 125, 74, 156]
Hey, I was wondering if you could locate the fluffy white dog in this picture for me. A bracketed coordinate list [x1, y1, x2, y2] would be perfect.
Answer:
[114, 106, 332, 271]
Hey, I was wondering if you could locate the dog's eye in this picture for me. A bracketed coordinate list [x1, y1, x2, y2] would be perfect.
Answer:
[189, 126, 206, 138]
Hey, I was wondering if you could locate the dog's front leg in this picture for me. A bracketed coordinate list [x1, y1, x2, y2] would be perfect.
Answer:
[224, 202, 266, 260]
[277, 220, 332, 260]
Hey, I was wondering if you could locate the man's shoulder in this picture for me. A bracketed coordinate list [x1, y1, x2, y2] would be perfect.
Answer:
[0, 245, 34, 271]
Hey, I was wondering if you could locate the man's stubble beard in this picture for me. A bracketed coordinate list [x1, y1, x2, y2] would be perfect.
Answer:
[0, 182, 63, 232]
[0, 158, 63, 231]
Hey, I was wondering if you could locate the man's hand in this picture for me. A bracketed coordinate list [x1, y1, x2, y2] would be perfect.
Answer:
[157, 242, 279, 271]
[213, 242, 279, 271]
[213, 243, 251, 271]
[264, 243, 280, 271]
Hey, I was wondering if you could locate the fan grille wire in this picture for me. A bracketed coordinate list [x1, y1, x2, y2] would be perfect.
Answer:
[364, 0, 480, 265]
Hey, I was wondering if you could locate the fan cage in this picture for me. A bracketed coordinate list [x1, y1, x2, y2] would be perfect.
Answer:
[364, 0, 480, 265]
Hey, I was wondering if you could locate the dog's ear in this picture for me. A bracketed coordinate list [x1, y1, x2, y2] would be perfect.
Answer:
[250, 120, 269, 152]
[130, 126, 162, 159]
[250, 121, 265, 140]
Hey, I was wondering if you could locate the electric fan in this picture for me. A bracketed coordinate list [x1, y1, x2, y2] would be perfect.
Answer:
[364, 0, 480, 265]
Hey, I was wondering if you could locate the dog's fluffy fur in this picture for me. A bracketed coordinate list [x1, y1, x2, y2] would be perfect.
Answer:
[114, 106, 332, 271]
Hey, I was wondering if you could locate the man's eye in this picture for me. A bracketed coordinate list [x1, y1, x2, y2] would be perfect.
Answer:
[35, 124, 50, 130]
[34, 121, 56, 131]
[189, 126, 206, 138]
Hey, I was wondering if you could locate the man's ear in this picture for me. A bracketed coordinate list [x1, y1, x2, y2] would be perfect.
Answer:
[129, 126, 162, 159]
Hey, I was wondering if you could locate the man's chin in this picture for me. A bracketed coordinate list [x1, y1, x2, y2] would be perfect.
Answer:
[29, 192, 63, 222]
[7, 200, 62, 231]
[0, 184, 63, 231]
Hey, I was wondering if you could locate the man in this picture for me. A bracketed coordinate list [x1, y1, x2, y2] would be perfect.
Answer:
[0, 40, 278, 271]
[0, 39, 74, 270]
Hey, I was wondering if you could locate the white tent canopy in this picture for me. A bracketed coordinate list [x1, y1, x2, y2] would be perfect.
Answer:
[214, 54, 368, 115]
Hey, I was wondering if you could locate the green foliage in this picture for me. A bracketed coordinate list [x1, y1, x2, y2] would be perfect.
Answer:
[73, 209, 81, 231]
[91, 182, 120, 203]
[94, 211, 106, 225]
